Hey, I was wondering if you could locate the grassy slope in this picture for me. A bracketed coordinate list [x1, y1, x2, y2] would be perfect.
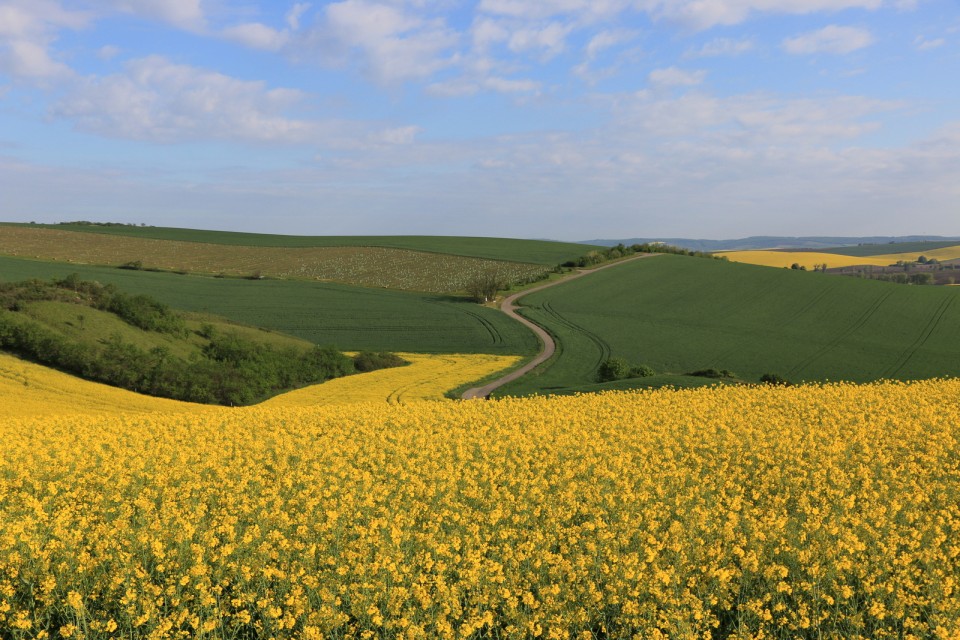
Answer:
[9, 223, 596, 265]
[0, 256, 539, 355]
[496, 254, 960, 396]
[817, 241, 960, 257]
[19, 301, 313, 361]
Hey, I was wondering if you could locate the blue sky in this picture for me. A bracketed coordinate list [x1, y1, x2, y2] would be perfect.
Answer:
[1, 0, 958, 241]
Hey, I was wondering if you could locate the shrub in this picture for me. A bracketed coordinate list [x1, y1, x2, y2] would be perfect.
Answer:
[597, 357, 632, 382]
[353, 351, 408, 373]
[466, 272, 507, 303]
[760, 373, 791, 386]
[689, 369, 736, 379]
[629, 364, 655, 378]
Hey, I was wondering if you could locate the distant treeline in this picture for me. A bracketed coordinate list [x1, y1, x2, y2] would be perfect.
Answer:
[0, 276, 404, 406]
[563, 243, 725, 268]
[56, 221, 150, 228]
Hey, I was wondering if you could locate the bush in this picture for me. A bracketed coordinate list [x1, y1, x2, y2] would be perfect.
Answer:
[597, 358, 656, 382]
[597, 357, 631, 382]
[466, 271, 507, 303]
[353, 351, 408, 373]
[760, 373, 791, 386]
[689, 369, 736, 379]
[629, 364, 655, 378]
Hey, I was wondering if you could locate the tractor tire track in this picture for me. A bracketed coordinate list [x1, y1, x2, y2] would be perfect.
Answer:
[708, 280, 838, 368]
[460, 308, 504, 345]
[787, 289, 895, 379]
[884, 295, 956, 379]
[541, 301, 611, 373]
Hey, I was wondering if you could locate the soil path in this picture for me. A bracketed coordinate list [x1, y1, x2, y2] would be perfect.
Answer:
[462, 253, 658, 399]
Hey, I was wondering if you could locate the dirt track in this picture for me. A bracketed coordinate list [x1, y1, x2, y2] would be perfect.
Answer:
[462, 254, 658, 399]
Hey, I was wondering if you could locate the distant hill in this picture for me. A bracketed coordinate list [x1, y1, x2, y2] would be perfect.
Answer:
[6, 222, 594, 266]
[583, 236, 960, 252]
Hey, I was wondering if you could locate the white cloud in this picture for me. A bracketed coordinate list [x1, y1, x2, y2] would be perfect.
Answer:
[97, 44, 121, 60]
[222, 22, 290, 51]
[286, 3, 311, 30]
[427, 73, 540, 97]
[371, 125, 419, 145]
[53, 56, 314, 143]
[507, 22, 573, 58]
[915, 36, 945, 51]
[648, 66, 706, 87]
[102, 0, 206, 31]
[471, 17, 510, 50]
[298, 0, 460, 83]
[1, 39, 73, 79]
[783, 25, 875, 55]
[584, 29, 636, 59]
[478, 0, 630, 22]
[640, 0, 884, 31]
[686, 37, 754, 58]
[613, 90, 901, 143]
[0, 0, 88, 81]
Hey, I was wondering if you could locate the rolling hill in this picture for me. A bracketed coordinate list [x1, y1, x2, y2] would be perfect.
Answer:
[0, 255, 539, 356]
[496, 254, 960, 396]
[0, 225, 555, 294]
[8, 222, 595, 265]
[584, 235, 960, 252]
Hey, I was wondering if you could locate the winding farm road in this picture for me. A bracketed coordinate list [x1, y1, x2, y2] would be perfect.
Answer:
[462, 253, 659, 399]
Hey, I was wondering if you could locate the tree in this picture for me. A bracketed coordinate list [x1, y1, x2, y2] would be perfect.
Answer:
[597, 357, 631, 382]
[466, 271, 506, 303]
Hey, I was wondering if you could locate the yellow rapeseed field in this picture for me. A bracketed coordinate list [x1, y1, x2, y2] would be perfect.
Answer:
[264, 353, 520, 407]
[2, 374, 959, 638]
[718, 245, 960, 270]
[0, 352, 204, 417]
[716, 251, 893, 270]
[0, 352, 519, 417]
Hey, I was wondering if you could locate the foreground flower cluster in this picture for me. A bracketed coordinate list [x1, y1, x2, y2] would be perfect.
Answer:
[2, 380, 959, 639]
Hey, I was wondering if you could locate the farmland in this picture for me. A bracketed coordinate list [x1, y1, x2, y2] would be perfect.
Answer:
[497, 254, 960, 395]
[3, 226, 960, 638]
[718, 243, 960, 271]
[5, 223, 595, 265]
[2, 378, 959, 637]
[0, 351, 205, 417]
[0, 226, 549, 294]
[0, 351, 517, 417]
[0, 256, 538, 355]
[817, 240, 960, 257]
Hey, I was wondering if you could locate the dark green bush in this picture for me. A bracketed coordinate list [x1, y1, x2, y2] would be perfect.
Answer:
[689, 368, 736, 379]
[353, 351, 408, 373]
[629, 364, 655, 378]
[597, 357, 632, 382]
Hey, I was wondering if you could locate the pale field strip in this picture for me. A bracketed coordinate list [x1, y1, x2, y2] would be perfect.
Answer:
[718, 245, 960, 270]
[0, 227, 546, 293]
[0, 351, 520, 417]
